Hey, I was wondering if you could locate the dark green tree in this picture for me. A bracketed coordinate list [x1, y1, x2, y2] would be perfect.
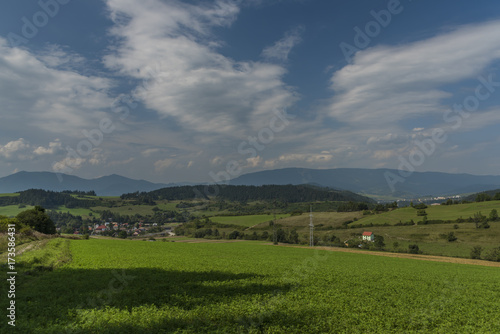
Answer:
[489, 209, 498, 222]
[374, 235, 385, 249]
[408, 244, 420, 254]
[447, 232, 457, 242]
[485, 247, 500, 262]
[475, 193, 492, 202]
[474, 212, 486, 229]
[470, 246, 482, 259]
[288, 230, 299, 244]
[16, 206, 56, 234]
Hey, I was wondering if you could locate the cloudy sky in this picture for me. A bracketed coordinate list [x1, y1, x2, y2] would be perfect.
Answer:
[1, 0, 500, 183]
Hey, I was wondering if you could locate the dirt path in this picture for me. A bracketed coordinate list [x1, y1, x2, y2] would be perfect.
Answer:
[280, 245, 500, 268]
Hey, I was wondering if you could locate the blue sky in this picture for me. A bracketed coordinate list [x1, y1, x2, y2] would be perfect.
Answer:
[1, 0, 500, 183]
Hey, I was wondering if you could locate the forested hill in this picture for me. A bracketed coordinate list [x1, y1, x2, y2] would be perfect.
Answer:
[121, 184, 375, 204]
[0, 189, 99, 209]
[464, 189, 500, 202]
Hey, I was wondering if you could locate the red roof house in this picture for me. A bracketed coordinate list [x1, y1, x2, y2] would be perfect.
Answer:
[362, 231, 374, 242]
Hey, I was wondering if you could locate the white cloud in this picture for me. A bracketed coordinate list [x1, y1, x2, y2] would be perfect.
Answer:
[103, 0, 298, 135]
[328, 20, 500, 126]
[210, 156, 224, 166]
[0, 37, 113, 137]
[141, 148, 161, 157]
[52, 157, 86, 172]
[261, 26, 304, 62]
[0, 138, 31, 160]
[154, 158, 175, 171]
[264, 153, 334, 167]
[246, 156, 262, 168]
[34, 140, 63, 156]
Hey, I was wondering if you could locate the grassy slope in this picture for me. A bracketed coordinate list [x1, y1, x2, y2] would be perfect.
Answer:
[0, 193, 19, 197]
[0, 205, 35, 217]
[210, 214, 289, 227]
[356, 200, 500, 225]
[2, 239, 499, 333]
[266, 212, 363, 232]
[330, 222, 500, 258]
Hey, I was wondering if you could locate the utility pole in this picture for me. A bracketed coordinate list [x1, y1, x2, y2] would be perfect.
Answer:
[273, 201, 277, 245]
[309, 205, 314, 247]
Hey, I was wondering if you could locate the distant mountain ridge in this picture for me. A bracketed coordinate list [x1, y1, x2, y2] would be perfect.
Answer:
[229, 168, 500, 198]
[2, 168, 500, 199]
[0, 171, 178, 196]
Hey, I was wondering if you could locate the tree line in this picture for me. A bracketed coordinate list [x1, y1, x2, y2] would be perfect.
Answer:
[0, 189, 101, 209]
[121, 184, 375, 204]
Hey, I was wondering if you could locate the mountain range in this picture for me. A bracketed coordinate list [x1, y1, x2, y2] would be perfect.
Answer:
[1, 168, 500, 198]
[0, 171, 176, 196]
[229, 168, 500, 199]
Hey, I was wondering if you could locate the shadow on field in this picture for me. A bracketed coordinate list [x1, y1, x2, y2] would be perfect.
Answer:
[13, 267, 294, 332]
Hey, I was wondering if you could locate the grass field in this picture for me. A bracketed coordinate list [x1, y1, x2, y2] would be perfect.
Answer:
[264, 212, 363, 232]
[3, 238, 500, 333]
[356, 201, 500, 226]
[52, 206, 99, 218]
[210, 214, 289, 227]
[0, 193, 19, 197]
[0, 205, 35, 217]
[330, 222, 500, 258]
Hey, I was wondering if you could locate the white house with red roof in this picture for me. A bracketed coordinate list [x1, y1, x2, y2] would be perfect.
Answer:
[95, 225, 108, 234]
[362, 231, 374, 242]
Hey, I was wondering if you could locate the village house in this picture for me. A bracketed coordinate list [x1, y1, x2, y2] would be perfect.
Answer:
[362, 231, 375, 242]
[95, 225, 108, 234]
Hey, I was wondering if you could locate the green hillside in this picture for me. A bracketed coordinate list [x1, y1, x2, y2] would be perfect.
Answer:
[356, 200, 500, 226]
[210, 214, 289, 227]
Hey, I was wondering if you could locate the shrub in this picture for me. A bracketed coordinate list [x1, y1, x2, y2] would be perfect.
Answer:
[447, 232, 457, 242]
[470, 246, 482, 259]
[408, 244, 420, 254]
[485, 247, 500, 262]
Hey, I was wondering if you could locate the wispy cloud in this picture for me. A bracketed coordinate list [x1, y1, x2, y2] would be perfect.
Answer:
[328, 20, 500, 126]
[103, 0, 298, 136]
[261, 26, 304, 62]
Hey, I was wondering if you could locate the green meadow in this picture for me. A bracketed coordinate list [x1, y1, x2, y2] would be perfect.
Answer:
[355, 201, 500, 226]
[2, 238, 500, 333]
[210, 214, 289, 227]
[0, 205, 35, 217]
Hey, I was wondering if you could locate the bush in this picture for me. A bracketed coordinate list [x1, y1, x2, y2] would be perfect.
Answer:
[485, 247, 500, 262]
[447, 232, 457, 242]
[408, 244, 420, 254]
[416, 209, 427, 216]
[470, 246, 482, 259]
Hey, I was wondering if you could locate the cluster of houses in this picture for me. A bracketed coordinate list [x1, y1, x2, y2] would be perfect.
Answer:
[71, 222, 170, 237]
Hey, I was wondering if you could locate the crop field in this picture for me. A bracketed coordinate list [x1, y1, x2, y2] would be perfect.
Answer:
[210, 214, 289, 227]
[356, 200, 500, 226]
[3, 238, 500, 333]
